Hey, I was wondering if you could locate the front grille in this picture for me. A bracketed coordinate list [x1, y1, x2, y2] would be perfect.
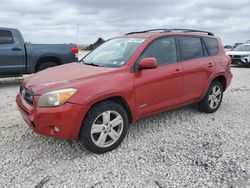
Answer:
[20, 85, 34, 105]
[230, 55, 243, 59]
[232, 55, 242, 59]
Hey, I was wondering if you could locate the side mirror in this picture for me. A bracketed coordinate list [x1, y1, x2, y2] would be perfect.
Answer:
[138, 57, 158, 70]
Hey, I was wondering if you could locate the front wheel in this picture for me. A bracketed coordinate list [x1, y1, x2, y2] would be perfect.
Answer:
[79, 101, 128, 154]
[198, 81, 223, 113]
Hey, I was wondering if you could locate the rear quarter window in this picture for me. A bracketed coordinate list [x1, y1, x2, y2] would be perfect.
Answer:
[0, 30, 14, 44]
[203, 37, 218, 56]
[178, 37, 204, 61]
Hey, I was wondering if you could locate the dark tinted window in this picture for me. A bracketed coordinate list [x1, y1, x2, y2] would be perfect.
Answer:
[0, 30, 14, 44]
[203, 37, 218, 56]
[140, 37, 177, 65]
[179, 37, 203, 61]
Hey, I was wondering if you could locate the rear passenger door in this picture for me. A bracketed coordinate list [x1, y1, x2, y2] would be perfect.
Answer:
[0, 30, 25, 74]
[177, 36, 215, 103]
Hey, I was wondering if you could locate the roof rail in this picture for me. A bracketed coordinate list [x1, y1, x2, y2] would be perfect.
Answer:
[125, 28, 215, 36]
[167, 28, 215, 36]
[125, 29, 168, 35]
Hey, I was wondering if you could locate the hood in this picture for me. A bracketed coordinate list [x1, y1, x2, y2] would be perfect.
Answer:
[23, 63, 118, 95]
[226, 51, 250, 56]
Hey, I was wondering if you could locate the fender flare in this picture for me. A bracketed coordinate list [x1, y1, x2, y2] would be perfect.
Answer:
[199, 73, 227, 101]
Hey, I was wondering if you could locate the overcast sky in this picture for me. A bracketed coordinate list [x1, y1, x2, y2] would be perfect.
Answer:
[0, 0, 249, 45]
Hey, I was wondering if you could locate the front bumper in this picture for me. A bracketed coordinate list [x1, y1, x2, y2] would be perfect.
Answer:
[16, 92, 89, 140]
[230, 56, 250, 65]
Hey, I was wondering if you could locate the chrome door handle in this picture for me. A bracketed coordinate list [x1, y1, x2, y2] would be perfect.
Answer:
[11, 47, 22, 51]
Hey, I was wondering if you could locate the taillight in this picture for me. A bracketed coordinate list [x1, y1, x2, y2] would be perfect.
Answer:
[71, 47, 78, 59]
[71, 47, 78, 54]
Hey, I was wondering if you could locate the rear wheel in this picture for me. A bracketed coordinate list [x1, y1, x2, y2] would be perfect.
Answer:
[79, 101, 128, 154]
[36, 61, 58, 72]
[198, 81, 223, 113]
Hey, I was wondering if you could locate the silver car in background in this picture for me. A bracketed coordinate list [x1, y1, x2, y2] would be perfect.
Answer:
[227, 44, 250, 66]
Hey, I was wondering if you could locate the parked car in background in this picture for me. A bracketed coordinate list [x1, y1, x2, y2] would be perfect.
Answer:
[224, 45, 233, 51]
[16, 29, 232, 154]
[232, 43, 244, 50]
[0, 28, 78, 77]
[227, 44, 250, 66]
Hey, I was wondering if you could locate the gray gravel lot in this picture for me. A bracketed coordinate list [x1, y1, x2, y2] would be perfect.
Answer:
[0, 67, 249, 188]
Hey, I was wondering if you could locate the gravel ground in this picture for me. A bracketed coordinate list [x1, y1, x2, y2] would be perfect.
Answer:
[0, 67, 249, 188]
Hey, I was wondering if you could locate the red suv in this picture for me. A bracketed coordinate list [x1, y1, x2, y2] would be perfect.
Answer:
[16, 29, 232, 153]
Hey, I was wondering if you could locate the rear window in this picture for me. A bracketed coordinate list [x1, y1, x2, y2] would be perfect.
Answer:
[203, 37, 218, 56]
[178, 37, 204, 61]
[0, 30, 14, 44]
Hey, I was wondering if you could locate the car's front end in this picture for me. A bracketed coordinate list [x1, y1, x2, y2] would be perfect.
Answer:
[16, 85, 88, 139]
[16, 36, 145, 141]
[15, 62, 115, 140]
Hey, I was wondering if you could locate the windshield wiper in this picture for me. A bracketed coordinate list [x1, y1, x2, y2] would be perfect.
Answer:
[82, 61, 101, 67]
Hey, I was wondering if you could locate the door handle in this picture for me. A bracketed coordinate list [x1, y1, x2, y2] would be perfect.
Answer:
[208, 62, 214, 68]
[174, 69, 182, 74]
[11, 47, 22, 51]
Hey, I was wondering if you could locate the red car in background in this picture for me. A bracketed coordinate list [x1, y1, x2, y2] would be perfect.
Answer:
[16, 29, 232, 154]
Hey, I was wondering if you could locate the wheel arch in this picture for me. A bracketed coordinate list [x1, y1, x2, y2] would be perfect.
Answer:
[84, 96, 134, 124]
[35, 56, 62, 72]
[107, 96, 133, 124]
[199, 74, 227, 102]
[211, 74, 227, 91]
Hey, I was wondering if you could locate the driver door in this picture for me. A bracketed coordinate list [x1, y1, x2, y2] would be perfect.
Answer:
[134, 37, 184, 118]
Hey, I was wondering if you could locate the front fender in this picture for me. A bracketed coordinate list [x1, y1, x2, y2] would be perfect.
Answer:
[70, 90, 137, 122]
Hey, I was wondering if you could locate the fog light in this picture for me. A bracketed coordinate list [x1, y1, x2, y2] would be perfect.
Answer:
[54, 127, 59, 133]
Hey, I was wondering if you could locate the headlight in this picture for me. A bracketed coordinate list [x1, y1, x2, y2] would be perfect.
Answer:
[37, 88, 77, 107]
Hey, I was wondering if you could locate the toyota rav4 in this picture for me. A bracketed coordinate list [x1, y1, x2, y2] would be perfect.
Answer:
[16, 29, 232, 154]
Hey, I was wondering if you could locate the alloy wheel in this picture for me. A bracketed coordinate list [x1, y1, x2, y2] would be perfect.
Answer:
[208, 85, 222, 109]
[90, 110, 124, 148]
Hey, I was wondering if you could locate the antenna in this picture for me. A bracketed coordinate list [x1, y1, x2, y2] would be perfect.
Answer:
[76, 25, 79, 47]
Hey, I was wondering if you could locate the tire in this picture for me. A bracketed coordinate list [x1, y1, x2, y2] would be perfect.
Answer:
[79, 101, 128, 154]
[36, 61, 58, 72]
[198, 81, 223, 113]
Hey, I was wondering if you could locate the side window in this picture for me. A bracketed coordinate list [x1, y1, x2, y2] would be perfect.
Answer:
[0, 30, 14, 45]
[203, 37, 218, 56]
[178, 37, 204, 61]
[140, 37, 177, 65]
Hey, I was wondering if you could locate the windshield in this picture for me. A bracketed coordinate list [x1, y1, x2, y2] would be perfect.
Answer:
[233, 45, 250, 52]
[82, 38, 145, 67]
